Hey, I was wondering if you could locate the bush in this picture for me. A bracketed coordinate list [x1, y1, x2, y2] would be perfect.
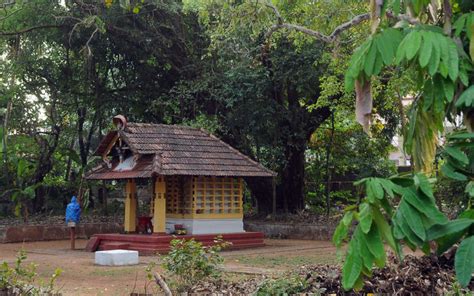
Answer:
[161, 237, 230, 291]
[0, 250, 62, 295]
[255, 275, 309, 296]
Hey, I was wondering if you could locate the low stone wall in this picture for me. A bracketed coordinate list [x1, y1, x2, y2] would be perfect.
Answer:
[244, 221, 335, 241]
[0, 223, 122, 243]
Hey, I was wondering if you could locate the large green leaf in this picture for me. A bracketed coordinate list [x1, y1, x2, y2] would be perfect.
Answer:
[345, 40, 372, 91]
[333, 222, 349, 247]
[390, 176, 414, 189]
[419, 32, 433, 67]
[447, 41, 460, 81]
[398, 214, 425, 247]
[403, 188, 447, 224]
[413, 173, 434, 201]
[441, 163, 468, 181]
[441, 79, 454, 102]
[428, 35, 441, 75]
[399, 200, 426, 241]
[427, 219, 474, 240]
[378, 178, 397, 198]
[366, 178, 384, 202]
[358, 230, 374, 271]
[365, 225, 386, 267]
[438, 36, 450, 78]
[359, 203, 373, 233]
[406, 31, 422, 60]
[455, 235, 474, 287]
[372, 207, 398, 253]
[454, 14, 468, 36]
[376, 29, 402, 65]
[342, 211, 354, 226]
[445, 146, 469, 164]
[364, 41, 377, 76]
[334, 211, 354, 247]
[342, 234, 363, 290]
[447, 132, 474, 140]
[455, 85, 474, 108]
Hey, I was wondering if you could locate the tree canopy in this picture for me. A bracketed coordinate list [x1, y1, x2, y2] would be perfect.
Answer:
[0, 0, 472, 289]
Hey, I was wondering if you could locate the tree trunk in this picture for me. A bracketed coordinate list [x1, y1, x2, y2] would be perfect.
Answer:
[282, 143, 306, 212]
[244, 177, 274, 214]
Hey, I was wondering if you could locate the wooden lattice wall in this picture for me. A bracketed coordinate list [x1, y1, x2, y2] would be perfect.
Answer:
[165, 176, 243, 219]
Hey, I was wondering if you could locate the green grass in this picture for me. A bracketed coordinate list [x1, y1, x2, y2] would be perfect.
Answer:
[229, 253, 338, 269]
[90, 267, 139, 277]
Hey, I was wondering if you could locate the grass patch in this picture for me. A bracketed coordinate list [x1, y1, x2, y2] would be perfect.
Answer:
[230, 254, 338, 269]
[90, 267, 139, 277]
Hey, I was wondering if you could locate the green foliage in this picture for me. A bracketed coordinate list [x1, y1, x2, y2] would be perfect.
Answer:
[454, 235, 474, 287]
[346, 28, 402, 91]
[338, 0, 474, 290]
[440, 131, 474, 182]
[0, 250, 62, 295]
[334, 174, 454, 290]
[255, 275, 309, 296]
[161, 237, 229, 291]
[306, 112, 397, 212]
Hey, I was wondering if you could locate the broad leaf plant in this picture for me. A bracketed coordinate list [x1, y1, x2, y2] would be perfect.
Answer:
[334, 0, 474, 290]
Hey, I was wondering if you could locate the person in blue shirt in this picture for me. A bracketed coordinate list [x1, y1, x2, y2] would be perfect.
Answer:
[65, 196, 81, 227]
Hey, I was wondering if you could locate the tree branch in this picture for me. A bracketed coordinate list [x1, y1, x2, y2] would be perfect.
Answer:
[0, 24, 63, 36]
[264, 2, 419, 44]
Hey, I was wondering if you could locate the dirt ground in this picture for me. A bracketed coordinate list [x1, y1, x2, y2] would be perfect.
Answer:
[0, 239, 338, 296]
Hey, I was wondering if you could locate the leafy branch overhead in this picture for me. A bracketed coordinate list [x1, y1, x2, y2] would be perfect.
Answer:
[330, 0, 474, 291]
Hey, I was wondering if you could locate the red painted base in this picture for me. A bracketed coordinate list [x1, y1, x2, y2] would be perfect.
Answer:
[86, 232, 265, 255]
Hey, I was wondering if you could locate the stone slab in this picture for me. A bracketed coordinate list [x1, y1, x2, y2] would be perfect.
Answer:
[95, 249, 139, 266]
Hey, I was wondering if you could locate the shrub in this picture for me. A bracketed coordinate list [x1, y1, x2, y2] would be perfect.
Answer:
[0, 249, 62, 295]
[161, 237, 230, 291]
[255, 275, 309, 296]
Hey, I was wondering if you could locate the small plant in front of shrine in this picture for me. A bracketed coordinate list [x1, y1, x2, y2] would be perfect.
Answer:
[0, 249, 62, 295]
[255, 274, 310, 296]
[161, 236, 230, 292]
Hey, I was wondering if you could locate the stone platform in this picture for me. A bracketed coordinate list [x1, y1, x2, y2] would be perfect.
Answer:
[95, 249, 139, 266]
[86, 232, 265, 255]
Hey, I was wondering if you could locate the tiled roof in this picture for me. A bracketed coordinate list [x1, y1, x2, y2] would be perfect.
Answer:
[86, 123, 275, 179]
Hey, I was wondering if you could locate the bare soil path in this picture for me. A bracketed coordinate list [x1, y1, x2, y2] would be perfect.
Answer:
[0, 239, 338, 295]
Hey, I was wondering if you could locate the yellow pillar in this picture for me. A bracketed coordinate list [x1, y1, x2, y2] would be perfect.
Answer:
[153, 176, 167, 234]
[124, 179, 137, 233]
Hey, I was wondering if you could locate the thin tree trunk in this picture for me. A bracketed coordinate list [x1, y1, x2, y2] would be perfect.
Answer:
[325, 112, 335, 217]
[64, 137, 75, 181]
[2, 100, 12, 184]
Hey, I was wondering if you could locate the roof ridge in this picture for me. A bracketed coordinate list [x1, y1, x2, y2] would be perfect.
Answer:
[126, 122, 202, 131]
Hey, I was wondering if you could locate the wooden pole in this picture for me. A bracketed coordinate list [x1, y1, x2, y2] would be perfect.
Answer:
[153, 176, 166, 234]
[70, 226, 76, 250]
[272, 177, 276, 221]
[153, 272, 172, 296]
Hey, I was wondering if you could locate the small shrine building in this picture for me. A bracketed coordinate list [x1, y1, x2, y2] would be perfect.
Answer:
[85, 115, 275, 253]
